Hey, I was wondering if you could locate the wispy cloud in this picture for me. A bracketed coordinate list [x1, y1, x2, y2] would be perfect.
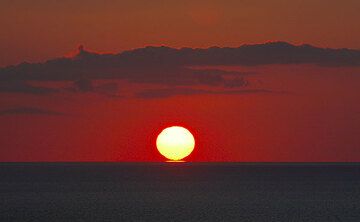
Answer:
[135, 87, 290, 99]
[0, 81, 57, 94]
[0, 107, 66, 116]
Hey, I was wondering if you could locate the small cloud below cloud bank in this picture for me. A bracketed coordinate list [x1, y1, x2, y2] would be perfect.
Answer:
[0, 81, 57, 94]
[136, 87, 290, 99]
[0, 107, 66, 116]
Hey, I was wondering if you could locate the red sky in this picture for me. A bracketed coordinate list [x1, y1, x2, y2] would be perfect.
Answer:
[1, 64, 359, 162]
[0, 0, 360, 162]
[1, 0, 360, 67]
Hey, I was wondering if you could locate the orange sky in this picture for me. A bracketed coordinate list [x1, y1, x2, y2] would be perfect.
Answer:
[1, 0, 360, 67]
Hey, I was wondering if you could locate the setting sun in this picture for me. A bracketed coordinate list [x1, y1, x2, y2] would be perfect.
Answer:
[156, 126, 195, 161]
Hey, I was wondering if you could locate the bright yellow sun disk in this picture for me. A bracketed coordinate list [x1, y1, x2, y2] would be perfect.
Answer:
[156, 126, 195, 161]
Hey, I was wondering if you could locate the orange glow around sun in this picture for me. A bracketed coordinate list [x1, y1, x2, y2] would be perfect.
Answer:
[156, 126, 195, 161]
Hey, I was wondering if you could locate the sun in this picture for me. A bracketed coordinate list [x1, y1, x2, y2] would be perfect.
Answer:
[156, 126, 195, 161]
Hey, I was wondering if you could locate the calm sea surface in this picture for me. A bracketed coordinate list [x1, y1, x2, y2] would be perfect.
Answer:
[0, 163, 359, 221]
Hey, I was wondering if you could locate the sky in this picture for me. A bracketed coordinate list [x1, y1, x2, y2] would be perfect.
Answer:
[0, 0, 360, 162]
[1, 0, 360, 67]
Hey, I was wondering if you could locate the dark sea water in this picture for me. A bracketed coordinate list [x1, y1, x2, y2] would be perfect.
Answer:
[0, 163, 359, 222]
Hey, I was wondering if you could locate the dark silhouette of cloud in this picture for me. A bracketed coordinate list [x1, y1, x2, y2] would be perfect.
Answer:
[0, 42, 357, 98]
[0, 81, 57, 94]
[96, 82, 119, 95]
[1, 42, 358, 83]
[135, 87, 289, 99]
[0, 107, 66, 116]
[223, 78, 248, 88]
[126, 67, 245, 86]
[73, 79, 94, 92]
[69, 79, 120, 96]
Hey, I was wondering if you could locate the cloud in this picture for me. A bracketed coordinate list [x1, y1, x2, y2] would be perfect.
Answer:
[223, 78, 248, 88]
[96, 82, 119, 94]
[1, 42, 358, 83]
[0, 42, 357, 98]
[135, 87, 289, 99]
[73, 79, 94, 92]
[0, 107, 66, 116]
[69, 79, 120, 96]
[0, 81, 57, 94]
[126, 67, 246, 87]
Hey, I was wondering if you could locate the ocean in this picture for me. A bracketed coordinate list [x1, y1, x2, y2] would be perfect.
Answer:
[0, 163, 359, 221]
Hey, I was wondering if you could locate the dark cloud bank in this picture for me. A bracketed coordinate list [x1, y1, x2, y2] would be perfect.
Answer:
[0, 41, 359, 97]
[1, 41, 359, 82]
